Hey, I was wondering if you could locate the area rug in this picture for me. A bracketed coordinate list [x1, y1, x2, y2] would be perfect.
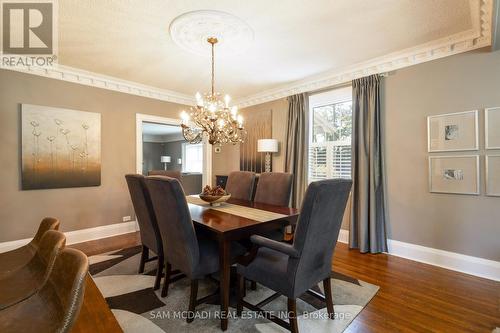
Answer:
[89, 246, 379, 333]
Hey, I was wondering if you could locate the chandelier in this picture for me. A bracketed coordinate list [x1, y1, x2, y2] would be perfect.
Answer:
[180, 37, 247, 145]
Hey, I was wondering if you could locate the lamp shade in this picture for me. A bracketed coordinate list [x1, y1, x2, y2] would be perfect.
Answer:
[161, 156, 171, 163]
[257, 139, 278, 153]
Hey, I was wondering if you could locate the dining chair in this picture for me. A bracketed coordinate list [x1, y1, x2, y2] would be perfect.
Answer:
[236, 179, 352, 333]
[254, 172, 293, 207]
[0, 230, 66, 310]
[126, 174, 168, 290]
[225, 171, 256, 200]
[0, 217, 59, 278]
[0, 248, 89, 333]
[253, 172, 293, 242]
[145, 175, 246, 324]
[148, 170, 182, 182]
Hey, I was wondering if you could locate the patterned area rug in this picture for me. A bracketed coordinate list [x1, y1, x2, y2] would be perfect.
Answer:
[89, 246, 379, 333]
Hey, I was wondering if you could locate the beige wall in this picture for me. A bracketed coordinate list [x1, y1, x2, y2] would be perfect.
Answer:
[213, 49, 500, 261]
[0, 69, 186, 242]
[384, 49, 500, 261]
[211, 98, 288, 184]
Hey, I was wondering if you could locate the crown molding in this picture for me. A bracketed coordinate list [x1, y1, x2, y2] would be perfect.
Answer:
[0, 64, 196, 106]
[0, 0, 493, 108]
[235, 0, 494, 107]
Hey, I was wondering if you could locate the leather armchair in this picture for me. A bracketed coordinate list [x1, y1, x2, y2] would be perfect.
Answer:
[0, 217, 59, 278]
[237, 179, 352, 333]
[0, 248, 89, 333]
[0, 230, 66, 310]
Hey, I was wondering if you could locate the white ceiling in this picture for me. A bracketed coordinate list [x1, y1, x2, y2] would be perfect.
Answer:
[48, 1, 491, 105]
[142, 122, 181, 136]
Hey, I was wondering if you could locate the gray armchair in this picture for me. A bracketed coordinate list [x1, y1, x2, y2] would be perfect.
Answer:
[125, 174, 165, 290]
[236, 179, 352, 333]
[144, 176, 246, 324]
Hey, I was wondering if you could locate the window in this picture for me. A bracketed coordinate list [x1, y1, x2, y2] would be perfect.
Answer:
[308, 86, 352, 183]
[182, 143, 203, 173]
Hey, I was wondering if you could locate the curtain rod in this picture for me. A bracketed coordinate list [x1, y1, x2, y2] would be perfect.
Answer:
[308, 72, 390, 95]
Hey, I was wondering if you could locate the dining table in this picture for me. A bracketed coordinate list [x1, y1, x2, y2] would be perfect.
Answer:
[185, 195, 300, 331]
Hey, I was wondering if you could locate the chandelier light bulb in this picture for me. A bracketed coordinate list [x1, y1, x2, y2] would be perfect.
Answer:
[224, 95, 231, 107]
[180, 111, 190, 124]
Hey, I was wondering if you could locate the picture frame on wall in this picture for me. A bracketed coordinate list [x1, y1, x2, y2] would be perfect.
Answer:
[21, 104, 101, 190]
[485, 107, 500, 149]
[429, 155, 480, 195]
[427, 110, 478, 152]
[486, 155, 500, 197]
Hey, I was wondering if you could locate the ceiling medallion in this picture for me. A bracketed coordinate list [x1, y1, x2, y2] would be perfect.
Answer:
[180, 37, 246, 145]
[169, 10, 254, 56]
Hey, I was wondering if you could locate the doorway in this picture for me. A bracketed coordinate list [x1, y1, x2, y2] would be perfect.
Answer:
[135, 114, 212, 194]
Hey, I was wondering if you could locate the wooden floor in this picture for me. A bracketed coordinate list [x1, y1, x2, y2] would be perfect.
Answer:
[71, 232, 500, 333]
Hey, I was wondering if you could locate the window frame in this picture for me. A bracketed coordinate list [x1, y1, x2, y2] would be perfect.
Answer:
[181, 142, 203, 173]
[308, 86, 353, 183]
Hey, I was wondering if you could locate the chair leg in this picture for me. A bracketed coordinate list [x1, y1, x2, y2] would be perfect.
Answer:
[187, 279, 198, 323]
[139, 245, 148, 274]
[161, 262, 172, 298]
[154, 255, 164, 291]
[287, 298, 299, 333]
[236, 274, 244, 316]
[323, 278, 335, 320]
[251, 280, 257, 290]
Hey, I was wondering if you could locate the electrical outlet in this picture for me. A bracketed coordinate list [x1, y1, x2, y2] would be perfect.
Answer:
[122, 216, 132, 222]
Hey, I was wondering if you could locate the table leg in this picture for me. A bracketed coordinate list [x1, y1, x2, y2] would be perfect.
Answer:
[219, 238, 230, 331]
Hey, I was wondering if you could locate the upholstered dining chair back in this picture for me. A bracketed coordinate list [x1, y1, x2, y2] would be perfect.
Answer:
[148, 170, 182, 182]
[254, 172, 293, 207]
[125, 174, 162, 255]
[225, 171, 256, 201]
[145, 176, 199, 278]
[288, 179, 352, 297]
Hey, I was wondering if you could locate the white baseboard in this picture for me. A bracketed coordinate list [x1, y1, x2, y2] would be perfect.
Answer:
[0, 221, 139, 254]
[338, 229, 349, 244]
[337, 230, 500, 282]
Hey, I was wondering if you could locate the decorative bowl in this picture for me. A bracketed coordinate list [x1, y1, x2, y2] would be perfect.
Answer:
[199, 193, 231, 206]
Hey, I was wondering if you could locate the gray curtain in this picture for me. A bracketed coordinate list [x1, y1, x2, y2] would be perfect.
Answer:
[285, 93, 308, 208]
[350, 75, 388, 253]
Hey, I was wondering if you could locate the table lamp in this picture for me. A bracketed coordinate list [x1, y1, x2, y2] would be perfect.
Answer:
[257, 139, 278, 172]
[161, 156, 171, 170]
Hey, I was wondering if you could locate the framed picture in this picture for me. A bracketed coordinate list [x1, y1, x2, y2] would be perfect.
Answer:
[427, 110, 478, 152]
[21, 104, 101, 190]
[486, 155, 500, 197]
[429, 155, 479, 195]
[485, 107, 500, 149]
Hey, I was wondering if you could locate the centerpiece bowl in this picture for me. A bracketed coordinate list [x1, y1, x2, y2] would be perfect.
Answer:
[199, 185, 231, 206]
[198, 193, 231, 206]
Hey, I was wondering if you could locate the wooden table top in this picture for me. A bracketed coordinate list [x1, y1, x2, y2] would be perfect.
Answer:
[71, 274, 122, 333]
[188, 197, 299, 237]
